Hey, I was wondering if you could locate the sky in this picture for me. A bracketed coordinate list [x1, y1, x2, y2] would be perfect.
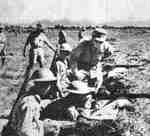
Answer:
[0, 0, 150, 25]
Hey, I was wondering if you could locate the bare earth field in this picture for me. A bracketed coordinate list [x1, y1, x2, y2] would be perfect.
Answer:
[1, 28, 150, 135]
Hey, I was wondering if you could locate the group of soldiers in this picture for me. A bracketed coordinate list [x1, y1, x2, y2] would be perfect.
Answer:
[2, 23, 131, 136]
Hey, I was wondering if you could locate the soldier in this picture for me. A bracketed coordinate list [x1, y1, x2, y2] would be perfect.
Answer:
[4, 68, 56, 136]
[70, 28, 114, 93]
[0, 26, 7, 66]
[58, 28, 67, 45]
[50, 29, 67, 75]
[56, 43, 72, 97]
[22, 23, 56, 91]
[23, 23, 55, 68]
[78, 27, 85, 41]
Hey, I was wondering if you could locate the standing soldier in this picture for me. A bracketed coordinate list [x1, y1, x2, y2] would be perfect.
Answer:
[0, 26, 7, 66]
[23, 23, 55, 68]
[22, 23, 56, 93]
[70, 28, 114, 93]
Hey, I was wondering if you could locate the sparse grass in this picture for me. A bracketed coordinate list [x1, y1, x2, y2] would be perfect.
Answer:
[0, 28, 150, 136]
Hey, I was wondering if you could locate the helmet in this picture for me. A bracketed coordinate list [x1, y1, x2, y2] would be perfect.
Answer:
[92, 28, 107, 42]
[30, 68, 56, 82]
[60, 43, 72, 52]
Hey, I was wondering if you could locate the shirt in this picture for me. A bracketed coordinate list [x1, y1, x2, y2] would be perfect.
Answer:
[34, 33, 51, 48]
[70, 39, 113, 71]
[26, 31, 52, 49]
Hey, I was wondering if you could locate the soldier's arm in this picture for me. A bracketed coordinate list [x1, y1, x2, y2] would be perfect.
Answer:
[69, 44, 83, 74]
[41, 33, 56, 52]
[23, 34, 31, 57]
[56, 61, 64, 97]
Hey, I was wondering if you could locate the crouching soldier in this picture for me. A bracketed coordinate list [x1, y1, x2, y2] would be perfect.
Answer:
[2, 68, 56, 136]
[70, 28, 114, 94]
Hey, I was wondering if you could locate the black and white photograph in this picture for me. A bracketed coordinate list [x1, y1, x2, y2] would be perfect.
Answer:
[0, 0, 150, 136]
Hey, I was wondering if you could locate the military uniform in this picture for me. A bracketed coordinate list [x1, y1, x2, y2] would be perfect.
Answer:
[23, 25, 55, 68]
[70, 28, 113, 92]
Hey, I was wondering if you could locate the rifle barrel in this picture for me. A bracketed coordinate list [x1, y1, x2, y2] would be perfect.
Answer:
[104, 64, 144, 69]
[97, 93, 150, 100]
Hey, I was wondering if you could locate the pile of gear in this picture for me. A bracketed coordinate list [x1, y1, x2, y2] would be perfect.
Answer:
[2, 24, 133, 136]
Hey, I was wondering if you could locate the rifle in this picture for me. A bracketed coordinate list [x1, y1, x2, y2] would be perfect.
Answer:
[103, 64, 144, 71]
[97, 93, 150, 100]
[49, 44, 61, 75]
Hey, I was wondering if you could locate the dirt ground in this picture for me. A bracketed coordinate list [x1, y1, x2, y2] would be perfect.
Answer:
[0, 28, 150, 136]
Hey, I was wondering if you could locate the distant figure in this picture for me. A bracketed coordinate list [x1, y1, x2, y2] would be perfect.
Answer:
[58, 29, 67, 45]
[78, 27, 85, 41]
[0, 26, 7, 66]
[23, 23, 55, 68]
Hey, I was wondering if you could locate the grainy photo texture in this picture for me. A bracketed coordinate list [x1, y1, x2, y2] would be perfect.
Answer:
[0, 0, 150, 136]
